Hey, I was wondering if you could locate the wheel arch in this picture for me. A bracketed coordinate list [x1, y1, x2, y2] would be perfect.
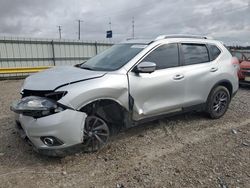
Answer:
[79, 98, 130, 132]
[207, 79, 233, 101]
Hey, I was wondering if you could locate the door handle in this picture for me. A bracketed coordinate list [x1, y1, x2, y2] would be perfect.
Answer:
[210, 67, 218, 72]
[173, 74, 184, 80]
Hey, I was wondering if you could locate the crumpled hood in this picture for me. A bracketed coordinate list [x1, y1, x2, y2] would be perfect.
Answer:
[23, 66, 106, 91]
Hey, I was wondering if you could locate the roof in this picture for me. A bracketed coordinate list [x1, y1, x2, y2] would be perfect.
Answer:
[155, 34, 211, 40]
[121, 38, 153, 44]
[120, 34, 214, 45]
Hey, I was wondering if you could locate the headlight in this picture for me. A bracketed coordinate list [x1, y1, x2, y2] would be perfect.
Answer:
[10, 96, 65, 118]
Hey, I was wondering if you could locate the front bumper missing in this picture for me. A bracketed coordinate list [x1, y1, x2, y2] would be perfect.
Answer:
[15, 109, 87, 157]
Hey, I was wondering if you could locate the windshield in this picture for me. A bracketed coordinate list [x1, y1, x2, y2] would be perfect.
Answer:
[80, 43, 146, 71]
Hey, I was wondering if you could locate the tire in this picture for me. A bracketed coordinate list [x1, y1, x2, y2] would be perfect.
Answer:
[206, 86, 230, 119]
[83, 115, 111, 152]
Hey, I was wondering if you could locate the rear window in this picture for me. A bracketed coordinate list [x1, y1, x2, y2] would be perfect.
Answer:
[181, 43, 209, 65]
[207, 44, 221, 61]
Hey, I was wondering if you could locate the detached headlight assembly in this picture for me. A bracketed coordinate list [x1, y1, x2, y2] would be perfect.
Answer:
[10, 96, 65, 118]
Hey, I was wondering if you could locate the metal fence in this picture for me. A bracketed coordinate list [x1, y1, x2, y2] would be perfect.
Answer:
[0, 37, 113, 77]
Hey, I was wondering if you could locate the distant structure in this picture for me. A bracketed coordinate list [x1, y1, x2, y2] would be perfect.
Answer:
[106, 18, 113, 40]
[77, 20, 84, 40]
[58, 26, 62, 39]
[132, 17, 135, 38]
[228, 45, 250, 50]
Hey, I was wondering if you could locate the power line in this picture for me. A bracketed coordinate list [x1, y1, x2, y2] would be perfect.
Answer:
[55, 3, 249, 40]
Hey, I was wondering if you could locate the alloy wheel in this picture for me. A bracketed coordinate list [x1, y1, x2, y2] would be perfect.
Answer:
[212, 90, 228, 115]
[83, 116, 110, 152]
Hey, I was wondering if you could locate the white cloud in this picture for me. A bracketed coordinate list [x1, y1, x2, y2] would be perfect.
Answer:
[0, 0, 249, 45]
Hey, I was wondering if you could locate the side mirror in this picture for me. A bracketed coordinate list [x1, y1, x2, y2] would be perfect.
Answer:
[134, 61, 156, 74]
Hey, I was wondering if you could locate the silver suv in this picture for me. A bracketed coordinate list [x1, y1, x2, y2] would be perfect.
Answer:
[11, 35, 239, 156]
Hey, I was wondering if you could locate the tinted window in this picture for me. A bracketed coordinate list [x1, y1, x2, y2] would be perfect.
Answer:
[207, 44, 221, 61]
[181, 44, 209, 65]
[143, 44, 179, 70]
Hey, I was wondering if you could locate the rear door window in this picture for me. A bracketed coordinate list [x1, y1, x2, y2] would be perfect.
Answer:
[181, 43, 209, 65]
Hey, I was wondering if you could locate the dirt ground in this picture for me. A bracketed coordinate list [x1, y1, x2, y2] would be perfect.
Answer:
[0, 80, 249, 188]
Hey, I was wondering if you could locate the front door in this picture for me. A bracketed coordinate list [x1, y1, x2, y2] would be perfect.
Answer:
[128, 43, 186, 121]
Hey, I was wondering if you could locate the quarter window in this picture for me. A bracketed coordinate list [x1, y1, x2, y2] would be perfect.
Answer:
[207, 44, 221, 61]
[143, 44, 179, 70]
[181, 44, 209, 65]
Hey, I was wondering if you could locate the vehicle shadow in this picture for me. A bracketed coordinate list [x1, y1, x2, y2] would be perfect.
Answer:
[112, 111, 208, 142]
[239, 85, 250, 90]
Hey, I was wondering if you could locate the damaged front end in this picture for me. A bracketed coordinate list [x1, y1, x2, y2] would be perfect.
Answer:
[11, 94, 68, 119]
[10, 90, 87, 157]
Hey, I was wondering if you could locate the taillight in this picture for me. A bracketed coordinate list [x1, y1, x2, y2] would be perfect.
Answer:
[232, 57, 240, 71]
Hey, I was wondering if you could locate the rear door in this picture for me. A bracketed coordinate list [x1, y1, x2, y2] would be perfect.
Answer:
[180, 43, 221, 107]
[128, 43, 186, 121]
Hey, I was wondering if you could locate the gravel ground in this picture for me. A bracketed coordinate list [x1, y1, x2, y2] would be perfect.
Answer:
[0, 80, 249, 188]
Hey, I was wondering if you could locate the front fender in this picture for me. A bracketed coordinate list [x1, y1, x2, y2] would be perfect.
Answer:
[56, 74, 129, 111]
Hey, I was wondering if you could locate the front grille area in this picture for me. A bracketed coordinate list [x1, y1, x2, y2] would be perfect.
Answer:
[21, 90, 66, 101]
[22, 89, 53, 98]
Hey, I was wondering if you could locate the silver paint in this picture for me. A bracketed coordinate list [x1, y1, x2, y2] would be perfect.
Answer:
[16, 36, 239, 150]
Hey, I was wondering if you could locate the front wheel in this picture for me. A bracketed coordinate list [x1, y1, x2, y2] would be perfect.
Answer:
[206, 86, 230, 119]
[83, 115, 110, 152]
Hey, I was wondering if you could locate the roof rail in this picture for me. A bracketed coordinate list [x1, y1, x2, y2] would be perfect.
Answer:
[155, 34, 211, 40]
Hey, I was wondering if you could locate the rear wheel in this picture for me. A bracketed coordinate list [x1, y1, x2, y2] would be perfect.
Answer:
[206, 86, 230, 119]
[83, 115, 110, 152]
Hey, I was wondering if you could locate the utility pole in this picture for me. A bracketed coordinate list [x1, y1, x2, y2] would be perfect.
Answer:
[109, 18, 112, 31]
[132, 17, 135, 38]
[108, 18, 112, 42]
[77, 20, 83, 40]
[58, 26, 62, 39]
